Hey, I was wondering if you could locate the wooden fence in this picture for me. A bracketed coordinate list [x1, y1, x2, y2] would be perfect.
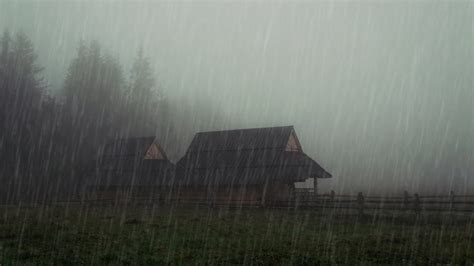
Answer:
[4, 190, 474, 214]
[289, 190, 474, 213]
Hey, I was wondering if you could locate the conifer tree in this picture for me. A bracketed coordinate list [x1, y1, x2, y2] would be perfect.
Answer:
[126, 47, 161, 136]
[0, 30, 12, 132]
[61, 40, 126, 178]
[0, 31, 45, 188]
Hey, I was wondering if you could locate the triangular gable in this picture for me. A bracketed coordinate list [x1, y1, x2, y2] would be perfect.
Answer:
[144, 142, 167, 160]
[285, 130, 303, 152]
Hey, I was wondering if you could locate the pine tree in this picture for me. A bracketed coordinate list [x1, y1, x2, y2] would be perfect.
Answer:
[0, 31, 46, 192]
[0, 30, 11, 73]
[126, 47, 161, 136]
[61, 40, 127, 179]
[0, 32, 44, 143]
[9, 32, 44, 111]
[0, 30, 12, 131]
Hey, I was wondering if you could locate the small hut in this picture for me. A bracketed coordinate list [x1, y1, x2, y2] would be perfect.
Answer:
[175, 126, 331, 205]
[88, 137, 174, 201]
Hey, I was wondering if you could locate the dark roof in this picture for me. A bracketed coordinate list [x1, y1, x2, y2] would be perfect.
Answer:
[186, 126, 295, 152]
[102, 136, 166, 159]
[92, 160, 175, 187]
[176, 126, 331, 186]
[92, 136, 174, 187]
[177, 150, 330, 186]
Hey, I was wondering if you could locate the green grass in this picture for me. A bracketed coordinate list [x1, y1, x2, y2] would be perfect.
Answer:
[0, 204, 473, 265]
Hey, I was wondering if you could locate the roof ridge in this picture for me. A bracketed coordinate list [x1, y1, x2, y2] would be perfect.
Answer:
[109, 136, 156, 141]
[195, 125, 294, 134]
[185, 147, 287, 153]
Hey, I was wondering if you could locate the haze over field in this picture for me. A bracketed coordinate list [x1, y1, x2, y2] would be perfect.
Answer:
[1, 1, 472, 194]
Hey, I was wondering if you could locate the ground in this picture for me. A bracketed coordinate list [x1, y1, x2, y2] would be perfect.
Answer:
[0, 204, 473, 265]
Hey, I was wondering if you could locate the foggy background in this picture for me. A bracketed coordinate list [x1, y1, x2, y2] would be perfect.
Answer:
[1, 0, 472, 195]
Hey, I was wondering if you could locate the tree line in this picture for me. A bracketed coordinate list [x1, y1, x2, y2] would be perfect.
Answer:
[0, 30, 189, 202]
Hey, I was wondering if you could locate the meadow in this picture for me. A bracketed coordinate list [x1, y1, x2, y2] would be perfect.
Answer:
[0, 204, 473, 265]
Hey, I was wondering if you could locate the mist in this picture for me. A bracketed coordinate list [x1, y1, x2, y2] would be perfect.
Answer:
[0, 0, 472, 195]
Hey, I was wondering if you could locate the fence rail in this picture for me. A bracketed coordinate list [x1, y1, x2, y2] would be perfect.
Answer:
[71, 190, 474, 213]
[2, 190, 474, 214]
[290, 190, 474, 213]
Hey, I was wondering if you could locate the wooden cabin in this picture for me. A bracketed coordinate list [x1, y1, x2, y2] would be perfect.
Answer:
[174, 126, 331, 205]
[87, 137, 174, 201]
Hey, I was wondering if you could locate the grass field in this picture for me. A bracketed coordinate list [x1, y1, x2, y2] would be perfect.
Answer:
[0, 204, 473, 265]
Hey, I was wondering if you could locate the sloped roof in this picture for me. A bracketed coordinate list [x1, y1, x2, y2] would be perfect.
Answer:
[177, 150, 330, 186]
[102, 137, 166, 158]
[94, 136, 174, 187]
[176, 126, 331, 185]
[186, 126, 295, 153]
[92, 160, 175, 187]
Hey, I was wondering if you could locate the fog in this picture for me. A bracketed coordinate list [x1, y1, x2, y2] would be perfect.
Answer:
[1, 1, 472, 194]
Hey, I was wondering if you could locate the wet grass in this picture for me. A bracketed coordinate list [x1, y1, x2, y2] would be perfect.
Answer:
[0, 204, 473, 265]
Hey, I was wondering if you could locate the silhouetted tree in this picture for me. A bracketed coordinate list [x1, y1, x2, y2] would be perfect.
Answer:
[125, 47, 162, 135]
[123, 48, 183, 157]
[0, 30, 12, 139]
[0, 31, 44, 162]
[60, 41, 126, 191]
[0, 31, 47, 202]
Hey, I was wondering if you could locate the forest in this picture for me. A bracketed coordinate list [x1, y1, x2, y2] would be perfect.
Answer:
[0, 30, 216, 203]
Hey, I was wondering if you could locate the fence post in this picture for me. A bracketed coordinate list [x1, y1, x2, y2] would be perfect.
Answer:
[328, 190, 336, 212]
[207, 186, 215, 209]
[357, 192, 365, 216]
[403, 191, 410, 211]
[449, 190, 456, 214]
[330, 190, 335, 201]
[413, 193, 421, 215]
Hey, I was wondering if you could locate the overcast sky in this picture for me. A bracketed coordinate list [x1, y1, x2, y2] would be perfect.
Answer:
[1, 0, 472, 194]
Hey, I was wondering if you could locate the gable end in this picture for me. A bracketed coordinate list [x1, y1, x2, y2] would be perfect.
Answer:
[285, 130, 303, 152]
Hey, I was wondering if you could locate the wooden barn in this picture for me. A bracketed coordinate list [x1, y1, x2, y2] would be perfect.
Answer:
[87, 137, 174, 201]
[174, 126, 331, 205]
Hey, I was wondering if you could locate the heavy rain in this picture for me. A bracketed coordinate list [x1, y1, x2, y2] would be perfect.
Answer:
[0, 0, 473, 264]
